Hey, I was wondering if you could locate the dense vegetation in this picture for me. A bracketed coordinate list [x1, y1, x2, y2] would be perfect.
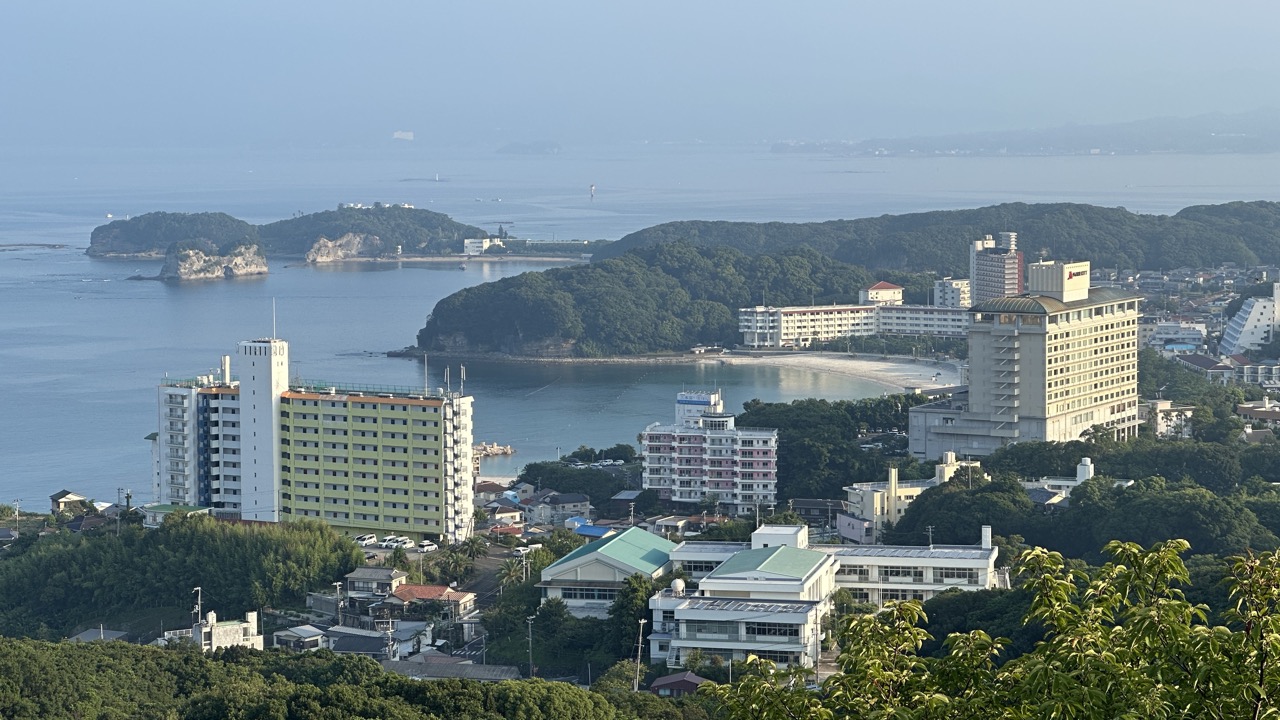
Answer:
[87, 212, 258, 256]
[86, 206, 486, 257]
[714, 540, 1280, 720]
[419, 242, 877, 355]
[0, 640, 699, 720]
[596, 200, 1280, 273]
[258, 205, 485, 256]
[420, 201, 1280, 357]
[736, 394, 935, 501]
[0, 515, 362, 639]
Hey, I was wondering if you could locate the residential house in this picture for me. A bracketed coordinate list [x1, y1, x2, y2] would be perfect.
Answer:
[273, 624, 330, 651]
[345, 567, 408, 596]
[50, 490, 88, 515]
[521, 490, 592, 526]
[650, 671, 710, 698]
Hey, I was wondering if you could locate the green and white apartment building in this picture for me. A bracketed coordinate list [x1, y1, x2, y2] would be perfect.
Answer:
[152, 338, 475, 543]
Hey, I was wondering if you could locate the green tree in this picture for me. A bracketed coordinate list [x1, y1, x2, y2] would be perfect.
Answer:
[708, 538, 1280, 720]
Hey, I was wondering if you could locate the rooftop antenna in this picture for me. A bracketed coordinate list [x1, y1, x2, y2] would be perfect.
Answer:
[192, 586, 203, 626]
[272, 298, 278, 339]
[444, 366, 451, 393]
[460, 364, 466, 395]
[423, 353, 429, 394]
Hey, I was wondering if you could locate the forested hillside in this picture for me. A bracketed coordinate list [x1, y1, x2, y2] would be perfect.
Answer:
[86, 206, 486, 257]
[417, 243, 880, 356]
[594, 201, 1280, 273]
[87, 212, 258, 257]
[418, 201, 1280, 356]
[258, 205, 485, 255]
[0, 515, 362, 639]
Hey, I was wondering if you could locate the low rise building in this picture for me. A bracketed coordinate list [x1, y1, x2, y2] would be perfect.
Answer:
[1141, 399, 1196, 439]
[1236, 398, 1280, 428]
[538, 527, 676, 618]
[160, 610, 263, 652]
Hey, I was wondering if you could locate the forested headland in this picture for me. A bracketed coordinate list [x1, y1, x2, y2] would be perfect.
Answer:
[86, 206, 487, 258]
[417, 201, 1280, 357]
[595, 200, 1280, 272]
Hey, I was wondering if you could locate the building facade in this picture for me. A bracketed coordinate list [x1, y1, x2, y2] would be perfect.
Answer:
[970, 232, 1024, 306]
[1220, 283, 1280, 356]
[642, 397, 778, 516]
[933, 277, 972, 308]
[154, 339, 475, 543]
[909, 261, 1141, 460]
[737, 303, 969, 349]
[650, 525, 1000, 668]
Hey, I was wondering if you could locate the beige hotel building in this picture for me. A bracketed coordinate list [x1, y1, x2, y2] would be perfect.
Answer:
[909, 260, 1141, 460]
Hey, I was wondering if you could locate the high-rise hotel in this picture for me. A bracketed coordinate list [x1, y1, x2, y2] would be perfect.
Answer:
[153, 339, 474, 542]
[909, 260, 1141, 460]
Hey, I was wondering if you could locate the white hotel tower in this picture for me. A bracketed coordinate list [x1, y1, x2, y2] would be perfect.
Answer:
[237, 339, 289, 522]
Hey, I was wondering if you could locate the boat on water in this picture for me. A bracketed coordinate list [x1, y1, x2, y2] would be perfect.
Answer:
[458, 263, 467, 270]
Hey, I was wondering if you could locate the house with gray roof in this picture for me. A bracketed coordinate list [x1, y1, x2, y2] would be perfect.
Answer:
[537, 526, 676, 618]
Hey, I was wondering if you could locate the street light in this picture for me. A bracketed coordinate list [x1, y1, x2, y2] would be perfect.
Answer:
[526, 615, 536, 678]
[633, 618, 648, 692]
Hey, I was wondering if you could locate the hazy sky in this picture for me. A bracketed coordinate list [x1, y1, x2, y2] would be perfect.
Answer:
[3, 1, 1277, 149]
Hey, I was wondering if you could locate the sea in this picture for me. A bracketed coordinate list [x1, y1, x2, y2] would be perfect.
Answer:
[2, 142, 1278, 507]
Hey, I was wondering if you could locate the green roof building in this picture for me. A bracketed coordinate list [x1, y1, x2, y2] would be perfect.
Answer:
[538, 527, 677, 618]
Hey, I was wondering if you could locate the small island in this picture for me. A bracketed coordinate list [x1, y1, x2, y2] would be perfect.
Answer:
[86, 204, 490, 262]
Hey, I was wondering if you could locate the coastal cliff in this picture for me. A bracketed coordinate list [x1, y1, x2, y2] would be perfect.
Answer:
[157, 242, 269, 281]
[305, 233, 386, 263]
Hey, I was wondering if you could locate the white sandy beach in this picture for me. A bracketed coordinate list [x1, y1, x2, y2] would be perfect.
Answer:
[716, 352, 962, 393]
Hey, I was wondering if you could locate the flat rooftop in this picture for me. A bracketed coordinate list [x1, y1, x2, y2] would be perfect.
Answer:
[812, 544, 994, 560]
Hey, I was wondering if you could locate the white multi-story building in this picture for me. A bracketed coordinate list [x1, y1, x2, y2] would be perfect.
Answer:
[153, 339, 475, 542]
[970, 232, 1023, 305]
[933, 278, 971, 308]
[650, 524, 1000, 668]
[737, 303, 969, 349]
[909, 261, 1142, 460]
[642, 395, 777, 516]
[1221, 284, 1280, 356]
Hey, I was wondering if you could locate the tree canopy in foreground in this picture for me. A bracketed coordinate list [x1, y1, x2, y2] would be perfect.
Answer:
[709, 539, 1280, 720]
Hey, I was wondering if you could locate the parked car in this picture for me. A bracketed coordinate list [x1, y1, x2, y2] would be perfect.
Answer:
[512, 543, 544, 557]
[354, 533, 378, 546]
[417, 540, 439, 553]
[379, 535, 410, 549]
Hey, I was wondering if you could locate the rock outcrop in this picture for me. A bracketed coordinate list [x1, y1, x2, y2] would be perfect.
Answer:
[158, 243, 269, 281]
[305, 233, 386, 263]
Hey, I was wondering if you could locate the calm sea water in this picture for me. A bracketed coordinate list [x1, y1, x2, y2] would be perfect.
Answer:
[2, 143, 1277, 506]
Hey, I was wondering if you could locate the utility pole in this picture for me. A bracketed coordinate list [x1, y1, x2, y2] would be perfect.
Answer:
[633, 618, 647, 692]
[334, 582, 344, 627]
[192, 586, 203, 627]
[526, 615, 536, 678]
[925, 525, 935, 548]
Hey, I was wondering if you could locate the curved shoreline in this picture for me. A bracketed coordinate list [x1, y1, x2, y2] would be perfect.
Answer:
[391, 349, 963, 393]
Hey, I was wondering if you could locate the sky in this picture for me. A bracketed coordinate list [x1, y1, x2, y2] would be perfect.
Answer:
[2, 1, 1278, 149]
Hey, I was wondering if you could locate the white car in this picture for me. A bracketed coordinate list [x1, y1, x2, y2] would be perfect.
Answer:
[379, 535, 409, 549]
[354, 533, 378, 546]
[417, 540, 439, 553]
